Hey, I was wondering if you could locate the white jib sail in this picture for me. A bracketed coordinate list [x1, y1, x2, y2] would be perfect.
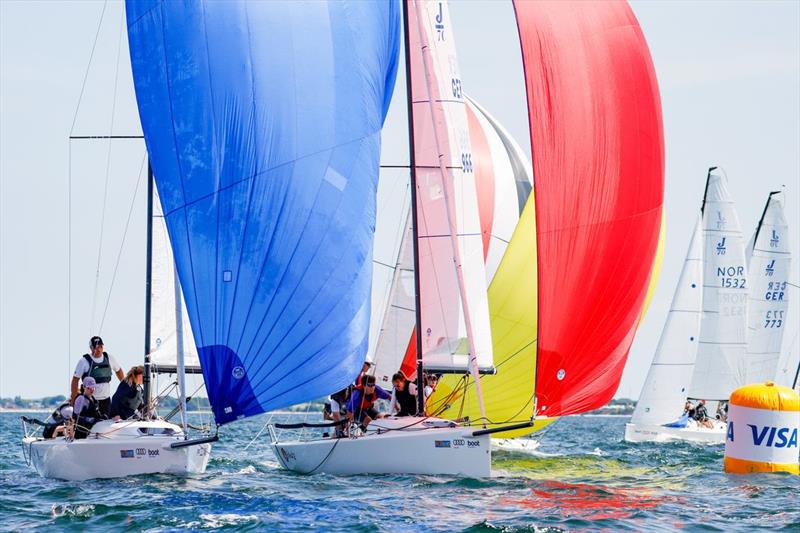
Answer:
[745, 191, 791, 383]
[631, 216, 703, 426]
[688, 170, 749, 400]
[370, 211, 416, 385]
[149, 188, 200, 371]
[409, 0, 494, 377]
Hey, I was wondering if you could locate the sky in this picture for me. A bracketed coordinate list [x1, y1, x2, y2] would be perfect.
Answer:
[1, 1, 798, 399]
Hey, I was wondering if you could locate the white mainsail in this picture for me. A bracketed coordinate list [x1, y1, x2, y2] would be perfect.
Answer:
[745, 191, 791, 384]
[149, 188, 200, 371]
[688, 170, 749, 400]
[631, 216, 704, 426]
[407, 0, 493, 374]
[369, 95, 533, 385]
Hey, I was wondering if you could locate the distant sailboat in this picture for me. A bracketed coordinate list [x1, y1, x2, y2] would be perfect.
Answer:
[745, 190, 792, 384]
[627, 168, 750, 443]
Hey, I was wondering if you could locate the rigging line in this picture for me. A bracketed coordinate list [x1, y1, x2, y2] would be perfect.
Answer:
[68, 0, 108, 136]
[98, 152, 147, 332]
[66, 0, 108, 393]
[90, 8, 125, 334]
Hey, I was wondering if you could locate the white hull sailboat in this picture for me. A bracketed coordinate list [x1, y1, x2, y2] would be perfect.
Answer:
[22, 420, 211, 481]
[627, 168, 757, 444]
[270, 417, 490, 477]
[624, 420, 726, 444]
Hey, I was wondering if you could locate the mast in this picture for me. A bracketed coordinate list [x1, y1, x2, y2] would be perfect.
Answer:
[700, 166, 716, 215]
[752, 191, 781, 252]
[402, 0, 426, 416]
[143, 159, 154, 419]
[409, 0, 488, 424]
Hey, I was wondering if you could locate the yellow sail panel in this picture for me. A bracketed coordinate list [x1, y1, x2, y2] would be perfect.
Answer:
[640, 208, 666, 321]
[429, 192, 543, 438]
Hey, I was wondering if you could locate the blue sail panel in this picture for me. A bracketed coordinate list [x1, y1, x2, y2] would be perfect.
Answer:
[126, 0, 400, 424]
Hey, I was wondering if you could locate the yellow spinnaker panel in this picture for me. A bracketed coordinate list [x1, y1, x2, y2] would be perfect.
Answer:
[640, 208, 666, 321]
[429, 192, 543, 438]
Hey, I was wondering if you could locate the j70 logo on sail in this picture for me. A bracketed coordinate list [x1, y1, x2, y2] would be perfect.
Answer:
[727, 422, 798, 448]
[716, 237, 726, 255]
[435, 2, 445, 41]
[770, 230, 780, 248]
[765, 260, 775, 277]
[716, 211, 727, 230]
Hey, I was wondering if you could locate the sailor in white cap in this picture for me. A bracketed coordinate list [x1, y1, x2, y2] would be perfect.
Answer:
[71, 336, 124, 417]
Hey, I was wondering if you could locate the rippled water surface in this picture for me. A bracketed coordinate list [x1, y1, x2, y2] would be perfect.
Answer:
[2, 412, 797, 531]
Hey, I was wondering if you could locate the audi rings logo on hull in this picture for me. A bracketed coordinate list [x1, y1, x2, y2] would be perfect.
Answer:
[232, 366, 245, 379]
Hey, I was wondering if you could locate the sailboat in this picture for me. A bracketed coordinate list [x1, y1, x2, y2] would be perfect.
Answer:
[744, 190, 792, 384]
[269, 0, 665, 475]
[426, 0, 665, 451]
[626, 168, 749, 443]
[21, 167, 215, 481]
[270, 0, 496, 477]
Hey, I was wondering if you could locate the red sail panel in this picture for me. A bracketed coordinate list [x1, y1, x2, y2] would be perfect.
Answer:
[514, 0, 665, 416]
[465, 102, 496, 259]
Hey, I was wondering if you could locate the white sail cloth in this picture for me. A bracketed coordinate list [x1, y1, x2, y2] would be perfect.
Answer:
[745, 191, 792, 384]
[688, 171, 749, 400]
[149, 190, 200, 371]
[631, 216, 703, 425]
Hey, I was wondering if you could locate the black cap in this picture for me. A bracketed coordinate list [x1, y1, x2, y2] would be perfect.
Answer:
[90, 336, 104, 348]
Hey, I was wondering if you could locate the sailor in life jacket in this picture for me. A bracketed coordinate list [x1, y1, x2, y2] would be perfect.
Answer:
[389, 371, 419, 417]
[347, 374, 391, 429]
[72, 376, 111, 439]
[110, 365, 145, 420]
[70, 336, 124, 418]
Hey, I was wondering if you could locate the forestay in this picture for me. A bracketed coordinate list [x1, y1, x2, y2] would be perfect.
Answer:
[745, 191, 791, 384]
[126, 0, 400, 424]
[688, 170, 749, 400]
[631, 216, 704, 426]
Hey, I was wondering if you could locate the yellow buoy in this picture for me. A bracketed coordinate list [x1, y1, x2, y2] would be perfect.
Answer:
[724, 381, 799, 474]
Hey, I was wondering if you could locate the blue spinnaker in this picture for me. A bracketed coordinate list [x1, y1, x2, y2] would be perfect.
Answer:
[663, 415, 690, 428]
[126, 0, 400, 424]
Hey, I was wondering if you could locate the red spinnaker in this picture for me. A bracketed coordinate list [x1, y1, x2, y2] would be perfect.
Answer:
[514, 1, 665, 416]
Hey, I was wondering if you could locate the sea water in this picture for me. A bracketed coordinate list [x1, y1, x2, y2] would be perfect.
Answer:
[1, 412, 797, 531]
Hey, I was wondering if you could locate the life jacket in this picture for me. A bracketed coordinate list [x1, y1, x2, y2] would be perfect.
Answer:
[395, 379, 417, 416]
[82, 353, 112, 384]
[358, 389, 378, 411]
[72, 395, 105, 425]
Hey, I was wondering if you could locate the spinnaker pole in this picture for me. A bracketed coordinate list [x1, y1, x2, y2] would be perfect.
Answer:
[402, 0, 426, 416]
[143, 159, 154, 419]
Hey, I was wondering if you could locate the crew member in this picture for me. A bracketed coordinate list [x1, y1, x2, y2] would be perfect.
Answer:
[71, 336, 124, 418]
[110, 365, 144, 420]
[347, 374, 390, 430]
[389, 371, 418, 417]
